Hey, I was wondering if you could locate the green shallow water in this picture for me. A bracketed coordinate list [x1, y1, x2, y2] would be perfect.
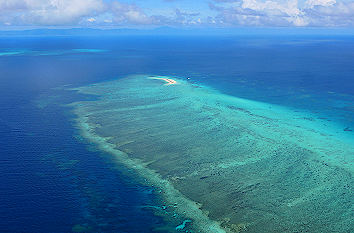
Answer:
[71, 75, 353, 233]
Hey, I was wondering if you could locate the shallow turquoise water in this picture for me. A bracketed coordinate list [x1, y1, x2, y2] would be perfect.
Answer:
[72, 74, 353, 232]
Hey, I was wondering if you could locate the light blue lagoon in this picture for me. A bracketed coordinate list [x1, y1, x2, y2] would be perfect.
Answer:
[70, 74, 353, 233]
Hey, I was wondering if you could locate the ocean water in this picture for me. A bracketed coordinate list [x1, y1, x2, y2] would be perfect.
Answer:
[0, 35, 353, 232]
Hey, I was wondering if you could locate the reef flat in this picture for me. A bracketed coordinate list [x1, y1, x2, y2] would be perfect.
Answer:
[70, 75, 353, 233]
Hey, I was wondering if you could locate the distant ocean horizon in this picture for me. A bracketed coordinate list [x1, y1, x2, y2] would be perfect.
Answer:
[0, 34, 353, 232]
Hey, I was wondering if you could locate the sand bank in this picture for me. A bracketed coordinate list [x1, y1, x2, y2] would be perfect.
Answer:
[149, 76, 178, 85]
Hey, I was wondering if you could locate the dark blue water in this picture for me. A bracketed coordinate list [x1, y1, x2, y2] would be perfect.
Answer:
[0, 35, 353, 232]
[0, 37, 168, 233]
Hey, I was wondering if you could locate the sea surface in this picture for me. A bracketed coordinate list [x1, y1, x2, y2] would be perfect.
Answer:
[0, 34, 353, 232]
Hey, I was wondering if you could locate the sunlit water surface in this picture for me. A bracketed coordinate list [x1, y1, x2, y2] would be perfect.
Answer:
[0, 35, 353, 232]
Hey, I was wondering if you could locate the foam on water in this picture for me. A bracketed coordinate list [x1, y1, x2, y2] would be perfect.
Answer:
[70, 74, 353, 233]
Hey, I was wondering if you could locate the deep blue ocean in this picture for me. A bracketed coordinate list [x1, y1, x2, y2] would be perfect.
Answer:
[0, 34, 353, 232]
